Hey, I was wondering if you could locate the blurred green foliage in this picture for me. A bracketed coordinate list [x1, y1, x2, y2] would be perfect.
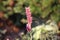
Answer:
[0, 0, 60, 22]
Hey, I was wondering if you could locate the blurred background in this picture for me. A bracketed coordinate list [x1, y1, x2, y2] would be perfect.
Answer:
[0, 0, 60, 22]
[0, 0, 60, 40]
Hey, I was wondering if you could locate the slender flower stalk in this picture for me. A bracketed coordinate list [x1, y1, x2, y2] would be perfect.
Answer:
[25, 7, 32, 32]
[25, 7, 32, 40]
